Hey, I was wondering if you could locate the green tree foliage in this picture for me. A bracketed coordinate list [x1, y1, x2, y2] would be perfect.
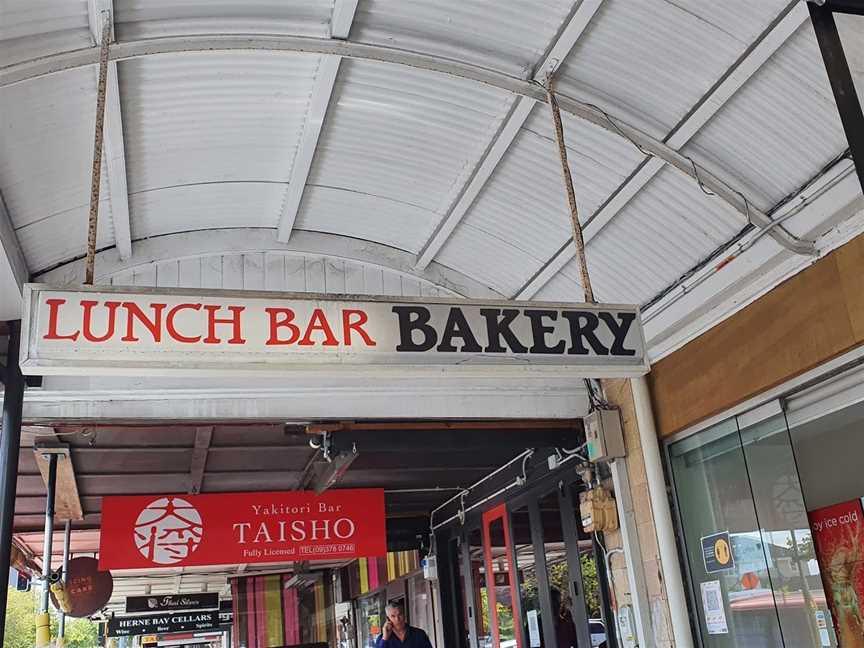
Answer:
[3, 587, 99, 648]
[519, 555, 601, 619]
[3, 588, 36, 648]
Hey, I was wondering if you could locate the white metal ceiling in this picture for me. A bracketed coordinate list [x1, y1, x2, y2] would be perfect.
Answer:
[0, 0, 861, 343]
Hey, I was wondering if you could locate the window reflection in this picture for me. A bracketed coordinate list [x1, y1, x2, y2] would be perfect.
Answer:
[670, 413, 838, 648]
[487, 517, 518, 647]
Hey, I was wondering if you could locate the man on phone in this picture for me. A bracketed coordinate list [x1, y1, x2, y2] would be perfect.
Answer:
[375, 601, 434, 648]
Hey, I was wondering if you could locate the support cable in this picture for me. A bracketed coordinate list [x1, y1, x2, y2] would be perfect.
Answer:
[546, 72, 609, 420]
[84, 13, 112, 286]
[545, 73, 595, 304]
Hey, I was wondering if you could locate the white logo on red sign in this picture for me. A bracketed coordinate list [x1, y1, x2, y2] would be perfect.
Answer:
[134, 497, 203, 566]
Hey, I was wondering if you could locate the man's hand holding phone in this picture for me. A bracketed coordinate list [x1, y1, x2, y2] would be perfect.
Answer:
[382, 621, 394, 640]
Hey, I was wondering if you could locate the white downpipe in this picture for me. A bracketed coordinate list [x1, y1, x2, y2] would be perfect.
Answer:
[631, 375, 695, 648]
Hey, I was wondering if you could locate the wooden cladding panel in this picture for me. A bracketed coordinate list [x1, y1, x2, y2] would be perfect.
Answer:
[650, 235, 864, 437]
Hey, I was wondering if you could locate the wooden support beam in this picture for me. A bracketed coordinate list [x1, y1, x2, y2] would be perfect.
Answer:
[188, 426, 213, 495]
[32, 440, 83, 522]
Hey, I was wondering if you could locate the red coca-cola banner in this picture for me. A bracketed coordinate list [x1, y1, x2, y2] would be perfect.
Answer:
[99, 489, 386, 570]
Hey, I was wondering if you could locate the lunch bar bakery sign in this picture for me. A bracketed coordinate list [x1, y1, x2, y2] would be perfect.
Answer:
[20, 284, 648, 376]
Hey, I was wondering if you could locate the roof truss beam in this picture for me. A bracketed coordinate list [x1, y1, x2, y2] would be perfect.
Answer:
[1, 27, 815, 260]
[514, 1, 811, 299]
[188, 426, 213, 495]
[0, 190, 28, 292]
[414, 0, 605, 270]
[276, 0, 358, 242]
[87, 0, 132, 260]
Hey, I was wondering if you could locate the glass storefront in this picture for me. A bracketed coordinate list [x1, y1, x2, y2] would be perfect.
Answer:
[454, 476, 609, 648]
[669, 388, 864, 648]
[357, 592, 384, 648]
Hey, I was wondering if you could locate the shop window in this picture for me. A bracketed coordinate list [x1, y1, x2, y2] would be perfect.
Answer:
[482, 504, 522, 648]
[511, 505, 543, 648]
[739, 414, 833, 648]
[788, 397, 864, 646]
[670, 413, 836, 648]
[357, 593, 384, 648]
[465, 526, 490, 648]
[671, 418, 784, 646]
[408, 574, 435, 642]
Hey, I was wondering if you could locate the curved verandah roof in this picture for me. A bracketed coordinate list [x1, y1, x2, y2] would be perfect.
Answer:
[0, 0, 860, 362]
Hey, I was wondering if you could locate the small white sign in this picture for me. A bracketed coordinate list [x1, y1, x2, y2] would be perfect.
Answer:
[20, 284, 648, 377]
[527, 609, 541, 648]
[700, 580, 728, 635]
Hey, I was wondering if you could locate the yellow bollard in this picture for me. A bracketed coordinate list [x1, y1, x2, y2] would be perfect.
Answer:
[34, 611, 51, 647]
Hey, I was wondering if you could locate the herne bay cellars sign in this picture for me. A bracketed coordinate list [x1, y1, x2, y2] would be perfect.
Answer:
[99, 489, 386, 570]
[20, 285, 648, 376]
[108, 610, 220, 637]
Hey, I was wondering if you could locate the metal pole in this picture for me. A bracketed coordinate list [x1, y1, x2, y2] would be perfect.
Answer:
[59, 519, 71, 639]
[36, 453, 58, 647]
[0, 321, 25, 647]
[809, 2, 864, 194]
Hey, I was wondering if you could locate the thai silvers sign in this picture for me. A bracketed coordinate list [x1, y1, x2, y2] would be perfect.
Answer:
[20, 284, 648, 376]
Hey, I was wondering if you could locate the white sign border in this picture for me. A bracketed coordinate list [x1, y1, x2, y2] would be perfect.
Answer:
[20, 283, 650, 378]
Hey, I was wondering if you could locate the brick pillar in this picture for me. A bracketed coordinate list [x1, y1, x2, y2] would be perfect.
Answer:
[602, 378, 675, 647]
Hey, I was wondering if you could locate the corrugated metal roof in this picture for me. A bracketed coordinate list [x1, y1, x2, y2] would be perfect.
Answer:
[555, 0, 791, 138]
[533, 166, 747, 305]
[107, 251, 453, 296]
[0, 0, 91, 67]
[0, 68, 102, 229]
[16, 199, 115, 273]
[684, 23, 848, 210]
[129, 182, 284, 238]
[436, 105, 646, 295]
[114, 0, 333, 40]
[120, 52, 320, 193]
[0, 0, 859, 319]
[586, 167, 744, 303]
[0, 67, 117, 272]
[351, 0, 575, 78]
[307, 59, 513, 213]
[296, 185, 439, 253]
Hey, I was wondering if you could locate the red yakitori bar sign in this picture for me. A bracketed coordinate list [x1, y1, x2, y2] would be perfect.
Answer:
[99, 489, 386, 570]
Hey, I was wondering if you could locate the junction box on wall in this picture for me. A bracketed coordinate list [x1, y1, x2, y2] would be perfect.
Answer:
[584, 408, 626, 462]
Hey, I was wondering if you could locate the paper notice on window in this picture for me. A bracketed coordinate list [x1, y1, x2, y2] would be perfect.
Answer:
[700, 580, 728, 635]
[527, 609, 541, 647]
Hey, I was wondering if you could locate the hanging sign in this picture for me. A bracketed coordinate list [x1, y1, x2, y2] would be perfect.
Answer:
[125, 592, 219, 614]
[49, 557, 113, 618]
[20, 284, 648, 376]
[98, 489, 386, 570]
[107, 610, 219, 637]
